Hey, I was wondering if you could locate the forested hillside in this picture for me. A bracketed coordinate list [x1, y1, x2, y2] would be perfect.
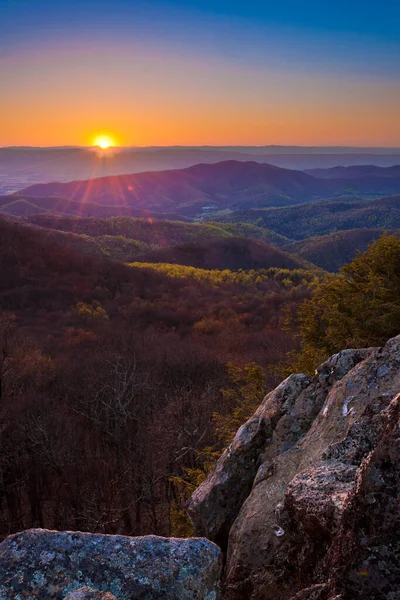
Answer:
[0, 170, 398, 545]
[138, 238, 316, 271]
[18, 216, 289, 264]
[0, 217, 318, 539]
[284, 228, 400, 271]
[221, 195, 400, 239]
[28, 215, 288, 245]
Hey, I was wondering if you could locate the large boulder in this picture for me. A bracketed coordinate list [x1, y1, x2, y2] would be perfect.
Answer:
[189, 335, 400, 600]
[0, 530, 221, 599]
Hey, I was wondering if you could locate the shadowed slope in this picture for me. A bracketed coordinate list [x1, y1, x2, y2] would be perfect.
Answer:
[284, 228, 400, 271]
[139, 237, 316, 271]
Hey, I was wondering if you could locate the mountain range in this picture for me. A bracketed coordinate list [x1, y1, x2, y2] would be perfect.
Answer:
[2, 146, 400, 194]
[8, 160, 400, 218]
[1, 159, 399, 274]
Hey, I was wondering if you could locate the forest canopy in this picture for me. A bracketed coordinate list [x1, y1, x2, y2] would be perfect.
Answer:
[291, 234, 400, 372]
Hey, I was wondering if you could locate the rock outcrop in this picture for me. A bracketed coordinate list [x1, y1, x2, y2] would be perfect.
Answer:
[0, 336, 398, 599]
[0, 530, 221, 599]
[188, 335, 400, 599]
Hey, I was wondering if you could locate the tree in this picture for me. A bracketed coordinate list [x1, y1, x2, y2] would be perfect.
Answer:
[213, 362, 266, 446]
[0, 314, 15, 404]
[170, 361, 266, 536]
[291, 234, 400, 373]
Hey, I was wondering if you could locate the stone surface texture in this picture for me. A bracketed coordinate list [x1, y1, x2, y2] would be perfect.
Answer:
[65, 588, 117, 599]
[0, 530, 221, 599]
[189, 335, 400, 600]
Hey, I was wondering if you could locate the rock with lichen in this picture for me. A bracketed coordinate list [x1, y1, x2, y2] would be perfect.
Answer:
[0, 530, 221, 599]
[65, 588, 117, 599]
[189, 335, 400, 600]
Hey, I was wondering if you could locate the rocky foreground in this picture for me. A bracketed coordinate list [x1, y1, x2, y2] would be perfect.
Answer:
[0, 335, 399, 599]
[189, 334, 400, 599]
[0, 531, 221, 599]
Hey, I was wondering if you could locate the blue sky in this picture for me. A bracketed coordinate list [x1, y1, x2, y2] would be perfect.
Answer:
[2, 0, 399, 64]
[1, 0, 399, 146]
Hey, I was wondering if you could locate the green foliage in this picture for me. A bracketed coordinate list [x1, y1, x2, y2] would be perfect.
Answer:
[29, 215, 289, 262]
[169, 445, 221, 537]
[0, 216, 317, 540]
[214, 362, 266, 446]
[286, 234, 400, 373]
[221, 196, 400, 240]
[169, 500, 194, 538]
[284, 229, 399, 273]
[170, 362, 266, 536]
[212, 223, 290, 246]
[130, 262, 321, 289]
[75, 301, 109, 322]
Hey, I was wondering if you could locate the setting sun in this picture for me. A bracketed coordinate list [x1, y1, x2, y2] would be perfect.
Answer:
[93, 135, 115, 149]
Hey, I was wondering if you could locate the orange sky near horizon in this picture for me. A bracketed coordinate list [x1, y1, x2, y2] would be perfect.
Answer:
[2, 38, 400, 147]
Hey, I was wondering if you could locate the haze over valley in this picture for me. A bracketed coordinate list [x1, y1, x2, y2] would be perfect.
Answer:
[2, 145, 400, 196]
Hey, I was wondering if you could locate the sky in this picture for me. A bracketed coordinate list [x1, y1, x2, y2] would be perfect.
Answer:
[1, 0, 399, 147]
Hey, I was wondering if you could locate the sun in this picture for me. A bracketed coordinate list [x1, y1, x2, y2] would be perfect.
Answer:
[92, 134, 115, 149]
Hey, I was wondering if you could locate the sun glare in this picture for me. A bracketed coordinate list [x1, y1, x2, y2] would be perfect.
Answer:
[93, 135, 115, 149]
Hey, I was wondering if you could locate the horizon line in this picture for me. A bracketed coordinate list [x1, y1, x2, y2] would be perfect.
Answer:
[2, 145, 400, 152]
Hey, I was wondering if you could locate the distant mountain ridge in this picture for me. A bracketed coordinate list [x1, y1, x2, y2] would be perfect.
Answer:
[2, 146, 400, 195]
[15, 160, 400, 218]
[221, 195, 400, 239]
[306, 164, 400, 178]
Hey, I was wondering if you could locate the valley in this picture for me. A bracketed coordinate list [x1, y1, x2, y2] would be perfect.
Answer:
[0, 149, 399, 599]
[3, 0, 400, 595]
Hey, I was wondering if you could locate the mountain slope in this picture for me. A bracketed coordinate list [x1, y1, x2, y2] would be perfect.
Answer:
[306, 164, 400, 178]
[3, 146, 400, 195]
[0, 198, 50, 217]
[26, 215, 290, 247]
[139, 237, 316, 271]
[284, 228, 400, 271]
[0, 194, 191, 220]
[16, 161, 400, 217]
[221, 195, 400, 239]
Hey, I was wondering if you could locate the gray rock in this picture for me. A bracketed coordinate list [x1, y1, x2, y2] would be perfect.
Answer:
[65, 588, 117, 599]
[326, 393, 400, 600]
[0, 530, 221, 600]
[187, 373, 313, 546]
[189, 335, 400, 600]
[285, 461, 357, 536]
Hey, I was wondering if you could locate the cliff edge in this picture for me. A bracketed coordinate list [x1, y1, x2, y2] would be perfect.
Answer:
[188, 335, 400, 600]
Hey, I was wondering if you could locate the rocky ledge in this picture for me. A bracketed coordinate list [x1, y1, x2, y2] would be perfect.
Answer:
[0, 530, 221, 599]
[0, 336, 398, 599]
[188, 334, 400, 600]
